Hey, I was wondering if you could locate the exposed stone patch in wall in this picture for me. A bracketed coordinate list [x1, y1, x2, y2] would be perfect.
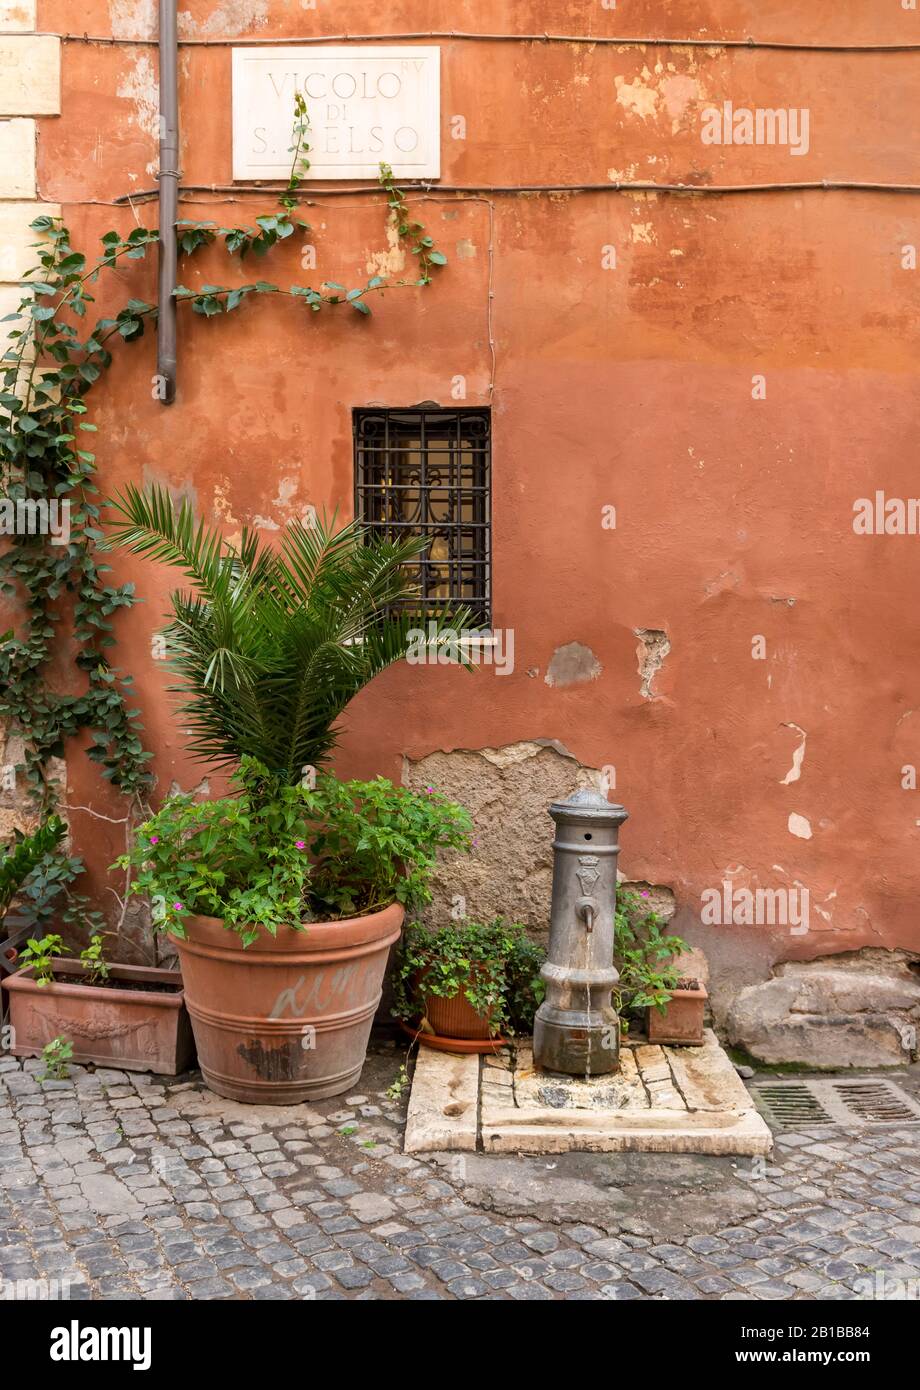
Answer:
[403, 740, 607, 932]
[634, 628, 670, 699]
[727, 949, 920, 1069]
[618, 879, 676, 923]
[166, 775, 210, 800]
[544, 642, 601, 688]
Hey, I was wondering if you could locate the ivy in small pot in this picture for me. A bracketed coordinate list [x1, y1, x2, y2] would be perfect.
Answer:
[614, 889, 707, 1046]
[109, 496, 477, 1104]
[391, 918, 545, 1054]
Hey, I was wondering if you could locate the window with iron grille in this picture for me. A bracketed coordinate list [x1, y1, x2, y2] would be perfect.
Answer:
[353, 406, 491, 627]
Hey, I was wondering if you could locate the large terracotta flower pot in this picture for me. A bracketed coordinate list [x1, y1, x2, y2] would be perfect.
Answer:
[1, 960, 194, 1074]
[176, 904, 404, 1104]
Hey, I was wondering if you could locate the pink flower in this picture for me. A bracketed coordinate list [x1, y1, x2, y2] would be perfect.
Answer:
[641, 891, 650, 898]
[172, 902, 183, 911]
[424, 786, 434, 795]
[295, 840, 306, 850]
[149, 835, 159, 845]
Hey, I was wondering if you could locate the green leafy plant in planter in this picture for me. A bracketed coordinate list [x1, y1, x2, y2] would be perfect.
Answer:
[391, 918, 546, 1041]
[119, 755, 472, 945]
[613, 888, 689, 1030]
[109, 499, 477, 1102]
[79, 933, 109, 986]
[17, 932, 64, 987]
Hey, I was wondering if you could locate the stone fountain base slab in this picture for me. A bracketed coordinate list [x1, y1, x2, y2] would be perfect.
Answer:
[404, 1029, 772, 1156]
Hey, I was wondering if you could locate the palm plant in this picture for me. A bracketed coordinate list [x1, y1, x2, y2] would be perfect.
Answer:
[105, 484, 472, 784]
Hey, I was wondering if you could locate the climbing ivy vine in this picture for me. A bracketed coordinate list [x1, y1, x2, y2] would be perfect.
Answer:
[0, 98, 447, 831]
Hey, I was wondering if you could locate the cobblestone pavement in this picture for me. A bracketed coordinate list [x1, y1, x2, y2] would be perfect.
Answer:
[1, 1047, 919, 1301]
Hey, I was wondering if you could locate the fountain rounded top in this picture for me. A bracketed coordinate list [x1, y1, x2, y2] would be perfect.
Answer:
[548, 787, 629, 825]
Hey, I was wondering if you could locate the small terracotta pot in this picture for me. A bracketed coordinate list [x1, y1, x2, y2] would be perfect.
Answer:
[646, 983, 708, 1046]
[176, 904, 403, 1105]
[399, 1020, 509, 1055]
[2, 959, 194, 1074]
[422, 986, 495, 1040]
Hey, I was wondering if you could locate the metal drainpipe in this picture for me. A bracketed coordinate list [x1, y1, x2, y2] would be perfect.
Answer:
[156, 0, 178, 404]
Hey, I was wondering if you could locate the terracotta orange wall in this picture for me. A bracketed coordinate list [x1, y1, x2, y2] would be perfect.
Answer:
[29, 1, 920, 980]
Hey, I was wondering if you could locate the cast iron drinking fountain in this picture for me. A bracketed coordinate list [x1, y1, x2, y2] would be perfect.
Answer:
[533, 788, 629, 1078]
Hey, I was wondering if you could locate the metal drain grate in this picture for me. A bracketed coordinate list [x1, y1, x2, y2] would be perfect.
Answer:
[751, 1078, 920, 1130]
[831, 1080, 920, 1123]
[754, 1083, 834, 1127]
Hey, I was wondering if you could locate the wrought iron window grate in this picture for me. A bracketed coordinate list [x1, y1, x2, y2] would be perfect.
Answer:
[353, 406, 491, 627]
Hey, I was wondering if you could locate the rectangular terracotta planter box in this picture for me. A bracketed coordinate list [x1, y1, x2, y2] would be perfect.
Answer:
[1, 959, 195, 1075]
[646, 984, 708, 1046]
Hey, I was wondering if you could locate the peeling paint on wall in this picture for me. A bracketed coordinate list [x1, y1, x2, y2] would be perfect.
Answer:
[365, 214, 407, 278]
[116, 53, 159, 175]
[614, 73, 659, 122]
[779, 723, 807, 785]
[634, 629, 670, 700]
[544, 642, 602, 688]
[108, 0, 156, 40]
[178, 0, 270, 37]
